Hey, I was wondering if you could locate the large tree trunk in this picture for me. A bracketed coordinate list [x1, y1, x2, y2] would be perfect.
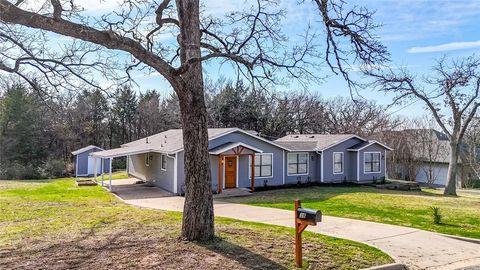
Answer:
[444, 141, 459, 196]
[176, 0, 214, 241]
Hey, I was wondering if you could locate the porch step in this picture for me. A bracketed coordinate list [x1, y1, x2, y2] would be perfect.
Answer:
[214, 188, 252, 198]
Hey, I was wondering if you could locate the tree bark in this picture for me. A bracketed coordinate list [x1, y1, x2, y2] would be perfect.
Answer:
[176, 0, 214, 241]
[444, 141, 459, 196]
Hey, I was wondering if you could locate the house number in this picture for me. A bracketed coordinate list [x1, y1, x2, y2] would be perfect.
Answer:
[299, 213, 307, 219]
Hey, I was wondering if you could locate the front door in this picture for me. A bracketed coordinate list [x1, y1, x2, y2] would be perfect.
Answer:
[225, 156, 237, 188]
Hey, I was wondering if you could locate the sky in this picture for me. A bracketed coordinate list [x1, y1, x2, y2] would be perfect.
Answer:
[132, 0, 480, 117]
[9, 0, 480, 118]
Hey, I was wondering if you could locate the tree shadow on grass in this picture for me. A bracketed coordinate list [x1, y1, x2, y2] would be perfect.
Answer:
[199, 237, 288, 270]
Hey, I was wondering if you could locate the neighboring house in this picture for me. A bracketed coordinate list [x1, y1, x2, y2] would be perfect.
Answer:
[72, 145, 111, 177]
[380, 129, 475, 187]
[90, 128, 392, 195]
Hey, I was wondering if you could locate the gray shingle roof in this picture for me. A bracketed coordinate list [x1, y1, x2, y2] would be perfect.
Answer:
[72, 145, 103, 155]
[275, 134, 361, 151]
[122, 128, 237, 153]
[92, 128, 289, 158]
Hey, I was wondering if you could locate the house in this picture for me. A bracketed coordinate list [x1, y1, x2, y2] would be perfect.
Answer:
[90, 128, 392, 194]
[72, 145, 111, 177]
[376, 129, 476, 187]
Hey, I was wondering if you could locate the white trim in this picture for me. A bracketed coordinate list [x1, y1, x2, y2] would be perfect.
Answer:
[287, 152, 309, 176]
[248, 153, 274, 179]
[90, 148, 159, 159]
[282, 150, 285, 184]
[209, 142, 264, 155]
[75, 155, 79, 178]
[101, 158, 104, 187]
[357, 151, 360, 181]
[173, 154, 178, 194]
[332, 152, 344, 174]
[384, 149, 387, 178]
[108, 157, 113, 191]
[320, 152, 324, 182]
[72, 145, 104, 155]
[236, 156, 239, 187]
[364, 152, 382, 174]
[347, 140, 393, 151]
[160, 154, 167, 171]
[319, 135, 367, 151]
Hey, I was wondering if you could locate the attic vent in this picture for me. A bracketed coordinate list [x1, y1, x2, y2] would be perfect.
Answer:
[146, 137, 149, 144]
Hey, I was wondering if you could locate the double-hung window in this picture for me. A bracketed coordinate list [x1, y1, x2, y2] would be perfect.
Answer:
[364, 152, 381, 173]
[333, 152, 343, 174]
[287, 153, 308, 175]
[249, 153, 273, 178]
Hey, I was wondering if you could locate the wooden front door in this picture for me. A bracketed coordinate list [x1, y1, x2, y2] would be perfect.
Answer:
[224, 156, 237, 188]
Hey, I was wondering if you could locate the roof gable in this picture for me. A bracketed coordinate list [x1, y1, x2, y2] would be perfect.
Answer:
[71, 145, 103, 155]
[275, 134, 367, 151]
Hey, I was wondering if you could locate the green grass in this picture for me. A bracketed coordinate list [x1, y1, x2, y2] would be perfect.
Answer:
[76, 170, 129, 180]
[0, 179, 392, 269]
[223, 185, 480, 239]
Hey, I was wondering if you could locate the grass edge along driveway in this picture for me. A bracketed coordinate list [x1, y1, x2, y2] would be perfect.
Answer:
[0, 178, 392, 269]
[223, 185, 480, 239]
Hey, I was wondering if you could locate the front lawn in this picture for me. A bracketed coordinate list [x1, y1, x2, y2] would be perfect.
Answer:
[0, 179, 392, 269]
[223, 185, 480, 239]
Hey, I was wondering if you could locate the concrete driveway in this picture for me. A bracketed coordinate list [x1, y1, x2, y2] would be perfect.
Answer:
[110, 182, 480, 270]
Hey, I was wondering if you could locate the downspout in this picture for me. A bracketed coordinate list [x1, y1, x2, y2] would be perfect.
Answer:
[315, 148, 323, 182]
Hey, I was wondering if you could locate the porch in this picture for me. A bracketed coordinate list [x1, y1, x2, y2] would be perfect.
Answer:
[209, 142, 263, 194]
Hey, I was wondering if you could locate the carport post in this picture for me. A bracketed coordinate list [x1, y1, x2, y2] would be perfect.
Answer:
[101, 158, 104, 187]
[93, 157, 97, 182]
[109, 157, 113, 191]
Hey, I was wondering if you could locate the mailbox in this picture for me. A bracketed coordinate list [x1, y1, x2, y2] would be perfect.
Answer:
[294, 199, 322, 268]
[296, 207, 322, 223]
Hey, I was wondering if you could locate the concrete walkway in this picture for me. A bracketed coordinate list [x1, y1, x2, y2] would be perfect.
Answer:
[109, 181, 480, 270]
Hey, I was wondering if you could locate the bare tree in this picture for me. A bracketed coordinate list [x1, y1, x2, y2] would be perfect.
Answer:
[368, 56, 480, 196]
[0, 0, 387, 240]
[411, 118, 443, 186]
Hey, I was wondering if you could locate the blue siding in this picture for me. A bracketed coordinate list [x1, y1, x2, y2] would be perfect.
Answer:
[357, 144, 387, 182]
[284, 151, 318, 184]
[75, 147, 110, 177]
[321, 138, 363, 182]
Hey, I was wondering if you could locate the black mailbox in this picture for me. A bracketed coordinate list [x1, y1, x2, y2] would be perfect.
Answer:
[296, 208, 322, 223]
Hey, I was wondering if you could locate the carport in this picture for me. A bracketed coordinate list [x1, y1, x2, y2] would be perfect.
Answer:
[90, 145, 156, 191]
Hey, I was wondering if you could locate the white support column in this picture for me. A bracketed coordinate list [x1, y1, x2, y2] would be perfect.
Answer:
[93, 157, 98, 182]
[109, 157, 113, 191]
[101, 158, 104, 187]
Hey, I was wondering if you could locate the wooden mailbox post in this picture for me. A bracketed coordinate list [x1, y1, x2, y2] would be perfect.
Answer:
[294, 199, 322, 268]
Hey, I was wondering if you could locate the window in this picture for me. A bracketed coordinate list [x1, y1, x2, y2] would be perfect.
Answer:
[288, 153, 308, 175]
[333, 152, 343, 174]
[145, 153, 151, 167]
[161, 154, 167, 171]
[364, 152, 381, 173]
[249, 153, 273, 178]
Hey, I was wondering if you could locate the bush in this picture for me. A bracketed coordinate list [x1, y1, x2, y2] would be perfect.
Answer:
[431, 206, 442, 224]
[112, 157, 126, 170]
[43, 159, 68, 178]
[0, 161, 42, 180]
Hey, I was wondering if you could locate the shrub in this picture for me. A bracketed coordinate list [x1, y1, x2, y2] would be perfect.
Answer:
[0, 161, 42, 180]
[431, 206, 442, 224]
[43, 159, 67, 178]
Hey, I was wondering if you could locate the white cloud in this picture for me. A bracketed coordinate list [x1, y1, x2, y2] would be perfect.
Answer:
[407, 40, 480, 53]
